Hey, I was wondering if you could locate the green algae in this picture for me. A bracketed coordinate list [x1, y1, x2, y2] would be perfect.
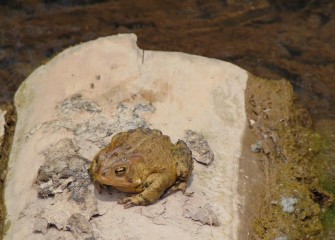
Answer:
[312, 123, 335, 239]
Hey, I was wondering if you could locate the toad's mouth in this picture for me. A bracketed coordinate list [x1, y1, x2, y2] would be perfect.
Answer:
[96, 174, 131, 186]
[97, 175, 143, 193]
[94, 167, 143, 192]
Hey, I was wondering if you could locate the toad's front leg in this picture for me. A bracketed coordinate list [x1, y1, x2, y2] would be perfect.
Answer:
[118, 173, 174, 208]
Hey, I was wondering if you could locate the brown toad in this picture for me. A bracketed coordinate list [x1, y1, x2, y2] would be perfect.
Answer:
[90, 128, 193, 207]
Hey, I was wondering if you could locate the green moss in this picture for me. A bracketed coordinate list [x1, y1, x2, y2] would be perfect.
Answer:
[311, 126, 335, 238]
[245, 76, 334, 240]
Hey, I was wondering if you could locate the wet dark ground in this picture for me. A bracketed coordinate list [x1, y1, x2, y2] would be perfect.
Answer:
[0, 0, 334, 237]
[1, 0, 335, 120]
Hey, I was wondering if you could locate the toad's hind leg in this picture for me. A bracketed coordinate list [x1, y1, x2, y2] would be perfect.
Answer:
[168, 140, 193, 194]
[118, 173, 173, 208]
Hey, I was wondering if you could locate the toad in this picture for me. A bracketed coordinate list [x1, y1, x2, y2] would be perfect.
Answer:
[90, 128, 193, 208]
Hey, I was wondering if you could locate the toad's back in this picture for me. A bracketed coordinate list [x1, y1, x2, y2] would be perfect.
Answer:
[111, 128, 176, 169]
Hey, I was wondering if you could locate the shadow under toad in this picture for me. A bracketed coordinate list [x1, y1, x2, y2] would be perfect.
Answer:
[92, 185, 129, 203]
[91, 174, 194, 205]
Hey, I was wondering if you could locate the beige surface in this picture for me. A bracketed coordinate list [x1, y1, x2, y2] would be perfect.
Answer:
[5, 34, 248, 239]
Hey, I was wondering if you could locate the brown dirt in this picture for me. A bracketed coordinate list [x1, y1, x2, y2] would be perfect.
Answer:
[0, 104, 16, 237]
[238, 110, 266, 239]
[240, 75, 333, 239]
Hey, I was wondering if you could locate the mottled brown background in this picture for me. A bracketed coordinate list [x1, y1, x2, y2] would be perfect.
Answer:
[1, 0, 334, 120]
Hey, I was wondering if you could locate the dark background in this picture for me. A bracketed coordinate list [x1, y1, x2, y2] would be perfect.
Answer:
[0, 0, 334, 120]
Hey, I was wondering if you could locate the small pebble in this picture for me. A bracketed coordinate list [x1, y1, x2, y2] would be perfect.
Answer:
[251, 141, 263, 153]
[275, 236, 288, 240]
[280, 197, 298, 213]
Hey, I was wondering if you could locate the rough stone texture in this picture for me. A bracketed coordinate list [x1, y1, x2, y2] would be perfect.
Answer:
[5, 34, 248, 239]
[184, 202, 221, 226]
[33, 217, 48, 235]
[184, 130, 214, 165]
[67, 213, 94, 239]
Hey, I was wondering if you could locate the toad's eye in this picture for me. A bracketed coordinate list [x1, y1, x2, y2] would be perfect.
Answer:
[115, 167, 126, 177]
